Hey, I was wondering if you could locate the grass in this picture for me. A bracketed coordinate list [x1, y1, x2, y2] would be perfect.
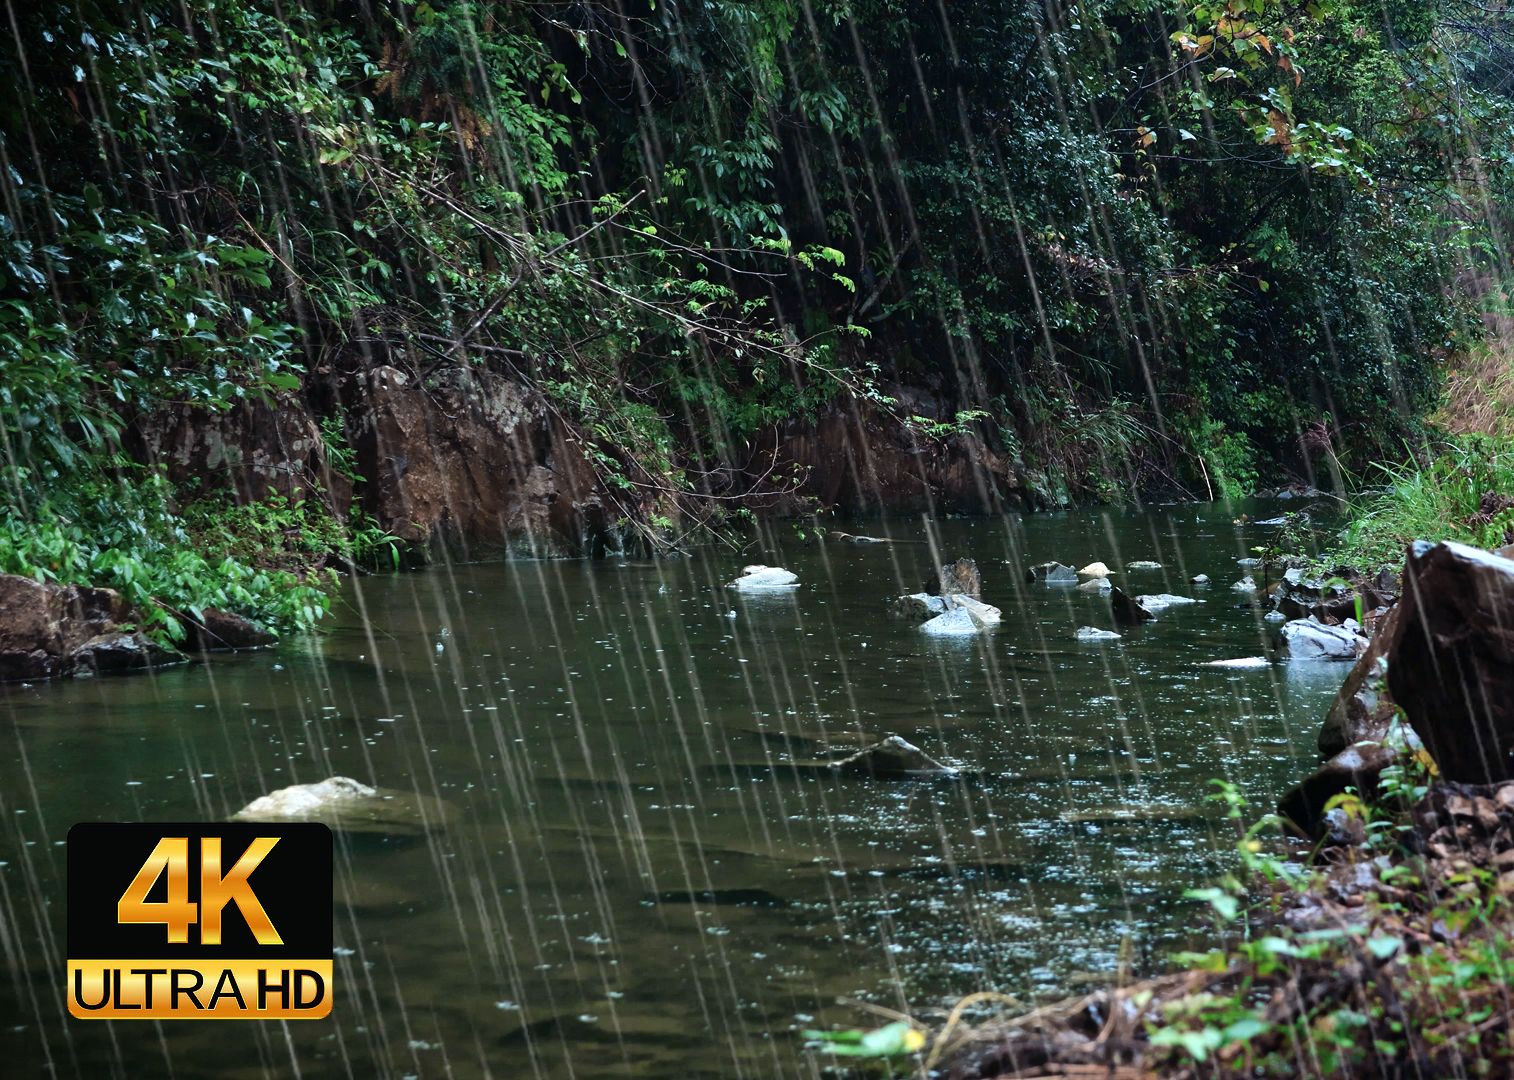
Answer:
[1324, 435, 1514, 571]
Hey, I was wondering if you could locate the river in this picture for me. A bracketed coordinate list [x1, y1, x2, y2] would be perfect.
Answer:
[0, 500, 1344, 1078]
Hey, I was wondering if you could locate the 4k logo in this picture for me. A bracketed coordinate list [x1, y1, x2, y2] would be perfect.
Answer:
[67, 823, 332, 1019]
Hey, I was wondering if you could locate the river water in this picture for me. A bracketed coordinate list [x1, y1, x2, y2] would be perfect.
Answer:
[0, 501, 1344, 1078]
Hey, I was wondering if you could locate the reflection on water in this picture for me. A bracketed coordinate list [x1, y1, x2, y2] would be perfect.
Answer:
[0, 503, 1341, 1078]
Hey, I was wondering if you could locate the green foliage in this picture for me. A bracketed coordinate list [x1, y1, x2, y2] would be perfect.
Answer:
[1328, 435, 1514, 569]
[0, 468, 330, 643]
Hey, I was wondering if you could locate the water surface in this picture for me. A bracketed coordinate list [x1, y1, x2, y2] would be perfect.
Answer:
[0, 502, 1343, 1078]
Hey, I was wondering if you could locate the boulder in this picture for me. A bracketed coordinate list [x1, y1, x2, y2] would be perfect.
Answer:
[1077, 561, 1112, 578]
[728, 565, 799, 590]
[926, 557, 982, 599]
[1191, 574, 1210, 585]
[1388, 541, 1514, 783]
[1076, 577, 1112, 594]
[1109, 586, 1153, 626]
[1278, 740, 1400, 840]
[888, 593, 948, 621]
[186, 609, 277, 652]
[1075, 627, 1121, 642]
[345, 365, 629, 558]
[1232, 577, 1258, 593]
[1272, 567, 1397, 625]
[1127, 561, 1163, 571]
[233, 776, 457, 834]
[1319, 603, 1403, 758]
[830, 736, 958, 779]
[919, 596, 1001, 636]
[1136, 594, 1199, 613]
[1282, 617, 1367, 660]
[1027, 562, 1078, 584]
[0, 575, 183, 682]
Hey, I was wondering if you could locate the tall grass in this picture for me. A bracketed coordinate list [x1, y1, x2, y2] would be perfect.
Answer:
[1329, 436, 1514, 569]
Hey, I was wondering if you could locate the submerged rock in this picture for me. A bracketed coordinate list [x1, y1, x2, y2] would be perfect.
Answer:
[1190, 573, 1210, 585]
[0, 574, 185, 682]
[1077, 561, 1112, 578]
[1232, 577, 1258, 593]
[651, 888, 789, 908]
[926, 557, 983, 599]
[1109, 586, 1153, 626]
[1200, 656, 1269, 669]
[831, 736, 958, 778]
[1075, 627, 1121, 642]
[1388, 541, 1514, 783]
[1282, 617, 1366, 660]
[233, 776, 457, 834]
[1027, 561, 1078, 584]
[1076, 577, 1112, 594]
[1136, 594, 1198, 613]
[727, 565, 799, 590]
[1127, 560, 1163, 571]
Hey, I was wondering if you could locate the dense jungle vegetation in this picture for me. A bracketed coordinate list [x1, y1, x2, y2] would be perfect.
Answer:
[3, 0, 1513, 635]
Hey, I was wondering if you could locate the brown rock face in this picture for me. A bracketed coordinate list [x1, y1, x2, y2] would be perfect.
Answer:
[1319, 602, 1403, 758]
[347, 366, 622, 558]
[1388, 541, 1514, 783]
[0, 575, 182, 682]
[744, 393, 1028, 515]
[137, 394, 349, 509]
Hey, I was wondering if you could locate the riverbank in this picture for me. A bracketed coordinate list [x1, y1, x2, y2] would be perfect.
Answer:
[928, 537, 1514, 1078]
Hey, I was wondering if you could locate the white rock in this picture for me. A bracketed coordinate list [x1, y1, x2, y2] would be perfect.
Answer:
[1232, 577, 1258, 592]
[233, 777, 457, 834]
[1200, 657, 1270, 669]
[919, 608, 984, 636]
[728, 565, 798, 589]
[1127, 561, 1164, 570]
[1078, 561, 1112, 578]
[1282, 617, 1366, 660]
[1075, 627, 1122, 642]
[947, 594, 1002, 627]
[235, 776, 376, 819]
[1191, 574, 1210, 585]
[1076, 576, 1112, 593]
[1136, 593, 1199, 612]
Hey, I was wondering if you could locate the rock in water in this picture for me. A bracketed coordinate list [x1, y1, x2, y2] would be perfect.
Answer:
[1136, 594, 1199, 613]
[888, 593, 948, 621]
[1109, 586, 1153, 626]
[831, 736, 958, 778]
[1388, 541, 1514, 783]
[1075, 627, 1121, 642]
[234, 776, 456, 834]
[1191, 574, 1210, 585]
[0, 574, 185, 682]
[1318, 603, 1403, 758]
[926, 557, 982, 599]
[1232, 577, 1258, 593]
[1127, 560, 1163, 571]
[1282, 617, 1366, 660]
[187, 609, 277, 652]
[727, 565, 799, 590]
[1076, 577, 1112, 594]
[1200, 657, 1269, 669]
[1027, 562, 1078, 584]
[953, 595, 1001, 625]
[1077, 561, 1112, 578]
